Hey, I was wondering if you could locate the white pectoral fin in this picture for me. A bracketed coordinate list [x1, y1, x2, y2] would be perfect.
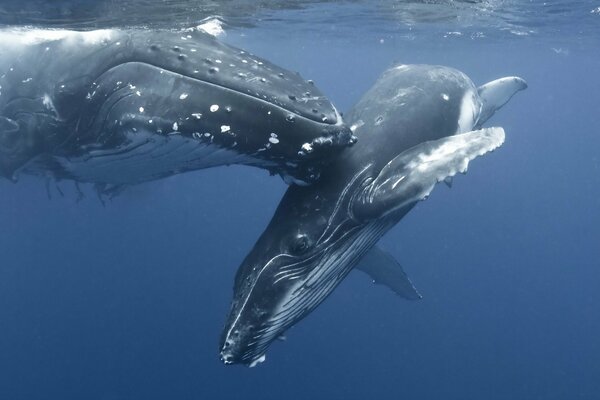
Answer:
[354, 127, 505, 221]
[356, 246, 422, 300]
[477, 76, 527, 126]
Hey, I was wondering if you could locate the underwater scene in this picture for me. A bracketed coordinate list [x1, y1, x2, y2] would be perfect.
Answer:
[1, 1, 599, 399]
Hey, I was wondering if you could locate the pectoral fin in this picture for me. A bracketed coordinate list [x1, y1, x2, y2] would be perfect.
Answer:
[356, 246, 422, 300]
[476, 76, 527, 126]
[353, 127, 505, 221]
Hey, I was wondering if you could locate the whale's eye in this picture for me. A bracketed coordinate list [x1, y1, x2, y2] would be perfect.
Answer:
[290, 234, 310, 254]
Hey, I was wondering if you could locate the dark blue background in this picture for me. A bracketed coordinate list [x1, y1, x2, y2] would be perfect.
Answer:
[1, 8, 599, 400]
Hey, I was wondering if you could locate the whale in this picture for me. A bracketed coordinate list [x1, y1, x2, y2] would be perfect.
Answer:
[0, 28, 354, 187]
[219, 64, 527, 366]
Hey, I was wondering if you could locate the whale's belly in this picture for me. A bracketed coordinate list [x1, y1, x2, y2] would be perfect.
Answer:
[30, 130, 269, 185]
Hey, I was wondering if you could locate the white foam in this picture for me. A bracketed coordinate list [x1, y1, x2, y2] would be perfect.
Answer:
[195, 18, 225, 37]
[0, 29, 114, 46]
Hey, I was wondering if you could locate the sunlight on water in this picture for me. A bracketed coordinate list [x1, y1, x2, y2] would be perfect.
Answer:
[0, 0, 599, 42]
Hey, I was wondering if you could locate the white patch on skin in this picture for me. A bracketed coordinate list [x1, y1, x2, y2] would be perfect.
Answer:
[268, 137, 279, 144]
[139, 107, 144, 113]
[441, 93, 449, 101]
[210, 104, 219, 112]
[191, 113, 202, 119]
[350, 120, 364, 132]
[221, 125, 230, 133]
[42, 94, 57, 115]
[301, 143, 313, 153]
[456, 90, 478, 134]
[172, 122, 178, 131]
[179, 93, 188, 100]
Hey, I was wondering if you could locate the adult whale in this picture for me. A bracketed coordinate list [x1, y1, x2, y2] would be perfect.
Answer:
[0, 29, 354, 186]
[220, 64, 527, 366]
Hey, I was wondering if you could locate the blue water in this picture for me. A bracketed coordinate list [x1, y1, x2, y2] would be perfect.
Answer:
[1, 2, 600, 399]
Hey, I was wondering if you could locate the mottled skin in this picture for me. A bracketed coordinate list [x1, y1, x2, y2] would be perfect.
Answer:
[0, 29, 353, 184]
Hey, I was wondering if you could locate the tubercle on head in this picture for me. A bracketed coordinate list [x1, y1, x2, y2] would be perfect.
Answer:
[296, 128, 357, 158]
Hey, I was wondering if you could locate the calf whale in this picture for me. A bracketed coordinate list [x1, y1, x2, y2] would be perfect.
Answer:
[220, 64, 527, 366]
[0, 29, 354, 186]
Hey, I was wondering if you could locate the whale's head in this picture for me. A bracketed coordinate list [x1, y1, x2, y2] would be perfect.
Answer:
[219, 64, 528, 366]
[219, 169, 377, 366]
[74, 29, 354, 184]
[0, 29, 354, 183]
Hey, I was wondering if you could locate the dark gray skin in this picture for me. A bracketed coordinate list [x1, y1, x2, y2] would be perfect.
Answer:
[0, 29, 354, 185]
[220, 64, 527, 366]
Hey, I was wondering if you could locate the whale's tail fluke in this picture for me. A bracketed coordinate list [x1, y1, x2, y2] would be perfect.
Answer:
[477, 76, 527, 127]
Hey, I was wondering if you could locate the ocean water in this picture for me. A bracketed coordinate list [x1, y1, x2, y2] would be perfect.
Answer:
[1, 1, 600, 399]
